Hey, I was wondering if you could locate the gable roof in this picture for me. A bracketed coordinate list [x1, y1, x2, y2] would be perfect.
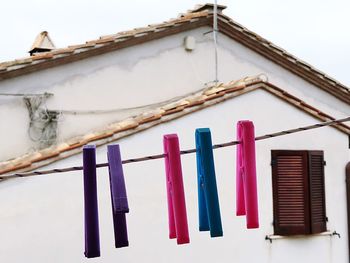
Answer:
[0, 4, 349, 104]
[0, 75, 349, 179]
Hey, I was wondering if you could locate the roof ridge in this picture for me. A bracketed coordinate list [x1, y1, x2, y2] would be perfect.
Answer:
[0, 7, 349, 104]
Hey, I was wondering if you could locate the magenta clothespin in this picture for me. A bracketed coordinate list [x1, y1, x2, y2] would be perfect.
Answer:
[236, 122, 245, 216]
[163, 134, 190, 245]
[236, 121, 259, 229]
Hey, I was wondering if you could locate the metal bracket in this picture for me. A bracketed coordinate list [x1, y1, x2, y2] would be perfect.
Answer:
[265, 235, 273, 243]
[265, 230, 340, 243]
[203, 29, 219, 35]
[332, 231, 341, 238]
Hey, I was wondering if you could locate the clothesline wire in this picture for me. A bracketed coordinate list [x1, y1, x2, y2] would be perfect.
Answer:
[1, 116, 349, 181]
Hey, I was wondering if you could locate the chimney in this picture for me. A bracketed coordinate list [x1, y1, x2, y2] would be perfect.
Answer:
[29, 31, 56, 56]
[190, 3, 227, 14]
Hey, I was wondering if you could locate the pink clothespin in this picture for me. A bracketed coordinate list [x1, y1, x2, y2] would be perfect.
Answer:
[163, 134, 190, 245]
[236, 121, 259, 229]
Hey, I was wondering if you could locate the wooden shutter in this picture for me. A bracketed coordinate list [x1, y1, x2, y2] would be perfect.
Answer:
[272, 150, 327, 236]
[308, 151, 327, 234]
[345, 162, 350, 259]
[272, 150, 310, 235]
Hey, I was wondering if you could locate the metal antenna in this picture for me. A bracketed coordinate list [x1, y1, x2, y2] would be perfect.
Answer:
[213, 0, 219, 86]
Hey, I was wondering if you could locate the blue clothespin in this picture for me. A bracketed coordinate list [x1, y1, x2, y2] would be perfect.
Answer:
[195, 128, 223, 237]
[107, 144, 129, 248]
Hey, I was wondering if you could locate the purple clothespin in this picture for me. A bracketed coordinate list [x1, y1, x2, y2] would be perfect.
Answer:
[83, 145, 101, 258]
[107, 144, 129, 248]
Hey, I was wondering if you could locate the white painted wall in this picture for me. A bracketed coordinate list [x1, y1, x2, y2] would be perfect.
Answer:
[0, 90, 348, 263]
[0, 26, 349, 161]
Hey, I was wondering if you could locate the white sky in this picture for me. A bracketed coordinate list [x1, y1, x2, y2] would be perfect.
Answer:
[1, 0, 349, 86]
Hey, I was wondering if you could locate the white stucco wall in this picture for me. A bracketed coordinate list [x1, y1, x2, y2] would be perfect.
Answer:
[0, 25, 349, 161]
[0, 90, 348, 263]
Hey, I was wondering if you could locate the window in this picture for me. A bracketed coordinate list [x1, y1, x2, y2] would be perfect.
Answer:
[271, 150, 327, 236]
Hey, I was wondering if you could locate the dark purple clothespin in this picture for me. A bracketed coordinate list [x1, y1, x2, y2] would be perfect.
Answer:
[83, 145, 101, 258]
[107, 144, 129, 248]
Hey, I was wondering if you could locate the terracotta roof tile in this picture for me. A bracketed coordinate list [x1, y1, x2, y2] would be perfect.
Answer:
[30, 149, 60, 163]
[139, 113, 163, 124]
[64, 137, 86, 151]
[108, 123, 123, 131]
[117, 118, 140, 131]
[52, 47, 74, 55]
[6, 64, 27, 71]
[55, 143, 70, 152]
[203, 85, 225, 95]
[31, 53, 54, 60]
[95, 37, 115, 44]
[89, 131, 114, 141]
[63, 143, 84, 152]
[185, 97, 206, 107]
[163, 106, 186, 116]
[0, 162, 31, 175]
[205, 90, 226, 101]
[161, 100, 187, 111]
[81, 133, 99, 143]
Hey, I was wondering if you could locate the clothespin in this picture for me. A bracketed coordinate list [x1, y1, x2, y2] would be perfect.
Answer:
[163, 134, 190, 245]
[236, 120, 259, 229]
[83, 145, 101, 258]
[107, 144, 129, 248]
[195, 128, 223, 237]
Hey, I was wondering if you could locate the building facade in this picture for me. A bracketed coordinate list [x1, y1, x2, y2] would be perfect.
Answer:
[0, 4, 349, 263]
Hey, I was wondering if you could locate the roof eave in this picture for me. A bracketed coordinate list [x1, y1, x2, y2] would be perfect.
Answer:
[216, 14, 350, 105]
[0, 11, 349, 106]
[0, 76, 349, 179]
[0, 16, 211, 81]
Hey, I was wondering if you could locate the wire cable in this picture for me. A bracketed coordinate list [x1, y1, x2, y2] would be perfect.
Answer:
[0, 92, 53, 97]
[0, 116, 349, 181]
[52, 84, 225, 115]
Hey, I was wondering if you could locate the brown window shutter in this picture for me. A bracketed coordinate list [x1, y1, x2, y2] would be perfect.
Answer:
[308, 151, 327, 234]
[272, 150, 310, 235]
